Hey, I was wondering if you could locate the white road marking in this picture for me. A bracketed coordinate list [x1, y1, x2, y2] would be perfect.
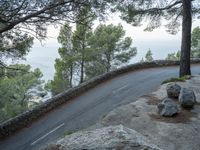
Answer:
[30, 123, 65, 146]
[112, 85, 128, 94]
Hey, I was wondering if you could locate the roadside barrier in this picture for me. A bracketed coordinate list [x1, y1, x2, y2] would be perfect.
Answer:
[1, 59, 200, 138]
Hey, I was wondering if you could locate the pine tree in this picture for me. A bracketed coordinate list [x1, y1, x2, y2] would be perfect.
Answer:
[0, 64, 45, 122]
[166, 51, 180, 61]
[145, 49, 153, 62]
[191, 26, 200, 58]
[191, 26, 200, 48]
[72, 6, 94, 83]
[113, 0, 200, 77]
[140, 58, 145, 63]
[47, 7, 95, 95]
[86, 24, 137, 79]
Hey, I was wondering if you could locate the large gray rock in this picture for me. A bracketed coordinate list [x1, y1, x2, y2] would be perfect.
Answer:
[179, 88, 196, 108]
[166, 83, 181, 99]
[44, 125, 161, 150]
[157, 98, 178, 117]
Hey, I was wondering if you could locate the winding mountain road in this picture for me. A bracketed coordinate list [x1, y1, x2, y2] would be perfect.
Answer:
[0, 65, 200, 150]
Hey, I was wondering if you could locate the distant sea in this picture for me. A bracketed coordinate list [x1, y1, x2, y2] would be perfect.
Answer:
[23, 38, 181, 82]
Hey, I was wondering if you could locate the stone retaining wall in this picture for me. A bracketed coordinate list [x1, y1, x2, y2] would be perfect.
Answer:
[1, 59, 200, 138]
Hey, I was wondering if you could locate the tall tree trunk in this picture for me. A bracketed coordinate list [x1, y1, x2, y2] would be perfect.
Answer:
[80, 36, 86, 84]
[69, 65, 73, 88]
[80, 59, 84, 83]
[179, 0, 192, 77]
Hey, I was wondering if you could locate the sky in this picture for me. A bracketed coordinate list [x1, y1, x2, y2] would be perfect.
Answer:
[24, 14, 200, 81]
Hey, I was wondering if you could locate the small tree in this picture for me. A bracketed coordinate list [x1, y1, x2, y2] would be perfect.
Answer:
[140, 58, 145, 63]
[145, 49, 153, 62]
[166, 51, 180, 61]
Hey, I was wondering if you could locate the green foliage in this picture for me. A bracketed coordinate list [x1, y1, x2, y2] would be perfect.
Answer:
[0, 0, 109, 69]
[0, 30, 34, 65]
[47, 6, 95, 95]
[192, 26, 200, 48]
[191, 27, 200, 58]
[113, 1, 199, 34]
[162, 75, 191, 85]
[191, 41, 200, 58]
[0, 0, 109, 34]
[45, 59, 72, 96]
[167, 26, 200, 59]
[144, 49, 153, 62]
[72, 6, 95, 83]
[63, 130, 75, 137]
[86, 24, 137, 78]
[140, 49, 153, 62]
[0, 64, 46, 122]
[48, 23, 137, 95]
[166, 51, 180, 61]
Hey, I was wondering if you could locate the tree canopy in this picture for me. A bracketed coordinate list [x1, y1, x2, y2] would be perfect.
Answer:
[46, 7, 94, 95]
[0, 64, 46, 122]
[0, 0, 110, 69]
[192, 26, 200, 48]
[0, 0, 109, 34]
[47, 23, 137, 95]
[191, 26, 200, 58]
[114, 0, 199, 34]
[0, 30, 34, 64]
[86, 24, 137, 78]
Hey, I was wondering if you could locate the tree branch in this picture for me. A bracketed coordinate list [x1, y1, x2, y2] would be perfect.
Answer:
[0, 0, 74, 34]
[0, 61, 28, 73]
[136, 1, 182, 14]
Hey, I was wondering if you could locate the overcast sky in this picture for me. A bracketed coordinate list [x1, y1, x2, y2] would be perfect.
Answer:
[25, 14, 200, 81]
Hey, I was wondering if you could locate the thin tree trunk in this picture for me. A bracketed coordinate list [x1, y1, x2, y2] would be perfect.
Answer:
[69, 65, 73, 88]
[179, 0, 192, 77]
[80, 34, 86, 84]
[80, 59, 84, 83]
[106, 53, 111, 72]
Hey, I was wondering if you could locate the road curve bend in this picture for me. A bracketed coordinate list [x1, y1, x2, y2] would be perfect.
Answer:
[0, 64, 200, 150]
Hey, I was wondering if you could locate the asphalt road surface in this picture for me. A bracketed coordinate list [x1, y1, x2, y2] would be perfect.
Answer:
[0, 65, 200, 150]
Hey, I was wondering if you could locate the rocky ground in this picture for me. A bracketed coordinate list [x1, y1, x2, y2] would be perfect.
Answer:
[42, 75, 200, 150]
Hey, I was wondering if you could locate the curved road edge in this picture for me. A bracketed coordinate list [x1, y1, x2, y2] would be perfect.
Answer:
[1, 59, 200, 138]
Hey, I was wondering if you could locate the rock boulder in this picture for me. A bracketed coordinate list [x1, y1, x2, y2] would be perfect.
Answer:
[179, 88, 196, 108]
[166, 83, 181, 99]
[43, 125, 161, 150]
[157, 98, 178, 117]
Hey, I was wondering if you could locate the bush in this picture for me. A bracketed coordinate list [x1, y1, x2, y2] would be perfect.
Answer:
[162, 75, 191, 84]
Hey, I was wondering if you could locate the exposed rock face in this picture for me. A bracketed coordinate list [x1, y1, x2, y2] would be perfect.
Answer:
[166, 83, 181, 99]
[97, 76, 200, 150]
[179, 88, 196, 108]
[44, 76, 200, 150]
[44, 125, 161, 150]
[157, 98, 178, 117]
